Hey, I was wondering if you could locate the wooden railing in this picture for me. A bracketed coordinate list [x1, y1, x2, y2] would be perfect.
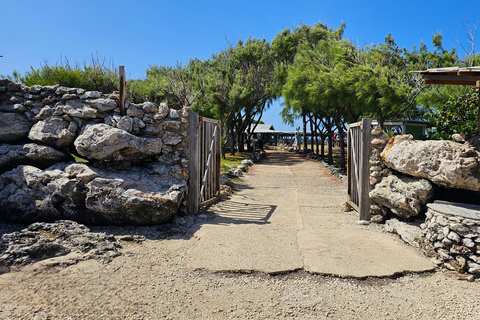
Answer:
[347, 118, 371, 221]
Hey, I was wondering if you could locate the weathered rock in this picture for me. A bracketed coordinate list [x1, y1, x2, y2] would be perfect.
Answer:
[0, 220, 121, 271]
[241, 159, 254, 166]
[0, 143, 68, 173]
[126, 105, 144, 117]
[63, 100, 99, 118]
[0, 112, 31, 143]
[370, 174, 434, 219]
[80, 91, 102, 99]
[88, 98, 117, 112]
[227, 168, 243, 177]
[28, 116, 77, 148]
[0, 163, 187, 225]
[158, 103, 169, 118]
[116, 116, 133, 132]
[385, 218, 422, 248]
[381, 135, 480, 191]
[370, 126, 390, 149]
[452, 133, 466, 143]
[142, 102, 158, 113]
[74, 124, 163, 161]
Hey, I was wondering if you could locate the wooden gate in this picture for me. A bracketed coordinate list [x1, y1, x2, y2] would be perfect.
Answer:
[347, 118, 371, 221]
[187, 112, 222, 214]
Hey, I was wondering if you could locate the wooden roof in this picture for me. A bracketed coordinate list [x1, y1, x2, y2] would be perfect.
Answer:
[412, 67, 480, 86]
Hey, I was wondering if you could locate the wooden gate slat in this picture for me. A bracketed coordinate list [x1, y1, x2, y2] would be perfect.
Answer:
[347, 118, 371, 221]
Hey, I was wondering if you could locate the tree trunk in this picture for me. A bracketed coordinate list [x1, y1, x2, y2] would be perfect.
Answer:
[238, 131, 245, 152]
[314, 116, 319, 155]
[230, 127, 235, 156]
[327, 126, 333, 165]
[310, 114, 314, 152]
[302, 112, 307, 153]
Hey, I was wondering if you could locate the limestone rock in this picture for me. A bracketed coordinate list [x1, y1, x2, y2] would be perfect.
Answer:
[142, 102, 158, 113]
[0, 220, 121, 270]
[0, 112, 31, 143]
[116, 116, 133, 132]
[74, 124, 163, 161]
[126, 105, 144, 117]
[64, 100, 99, 119]
[158, 103, 169, 118]
[384, 218, 422, 248]
[0, 163, 186, 225]
[381, 135, 480, 191]
[88, 98, 117, 112]
[28, 116, 77, 148]
[80, 91, 102, 99]
[370, 174, 434, 219]
[0, 143, 68, 173]
[452, 133, 466, 143]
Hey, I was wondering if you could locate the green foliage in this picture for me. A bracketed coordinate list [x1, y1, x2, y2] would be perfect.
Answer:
[17, 55, 118, 93]
[425, 88, 479, 139]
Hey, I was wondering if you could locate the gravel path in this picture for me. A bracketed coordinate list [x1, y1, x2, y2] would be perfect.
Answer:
[0, 151, 479, 319]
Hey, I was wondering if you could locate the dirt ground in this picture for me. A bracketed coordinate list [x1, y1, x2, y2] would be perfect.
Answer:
[0, 151, 479, 319]
[1, 238, 479, 320]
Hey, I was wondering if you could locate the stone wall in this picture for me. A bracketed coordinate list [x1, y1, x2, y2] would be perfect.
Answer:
[420, 201, 480, 278]
[0, 79, 190, 225]
[367, 128, 480, 276]
[368, 130, 480, 222]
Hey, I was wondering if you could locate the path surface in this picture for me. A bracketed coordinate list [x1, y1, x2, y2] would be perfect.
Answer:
[2, 150, 480, 319]
[187, 150, 434, 277]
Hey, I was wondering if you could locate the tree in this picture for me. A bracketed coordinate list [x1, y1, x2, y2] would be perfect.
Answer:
[200, 38, 276, 156]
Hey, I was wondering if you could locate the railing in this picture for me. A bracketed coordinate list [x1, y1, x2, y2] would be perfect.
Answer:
[347, 118, 371, 221]
[187, 112, 221, 214]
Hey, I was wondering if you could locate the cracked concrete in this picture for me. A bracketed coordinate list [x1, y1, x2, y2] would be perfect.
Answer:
[186, 150, 434, 278]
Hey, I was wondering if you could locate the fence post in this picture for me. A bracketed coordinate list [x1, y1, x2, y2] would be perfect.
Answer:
[119, 66, 126, 116]
[358, 118, 371, 221]
[215, 122, 221, 195]
[187, 112, 200, 214]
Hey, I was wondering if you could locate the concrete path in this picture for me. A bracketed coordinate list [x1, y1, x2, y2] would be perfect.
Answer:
[186, 150, 434, 278]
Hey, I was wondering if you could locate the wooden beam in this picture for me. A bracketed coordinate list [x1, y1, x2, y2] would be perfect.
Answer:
[119, 66, 126, 116]
[424, 79, 478, 86]
[187, 112, 200, 214]
[358, 118, 371, 221]
[477, 81, 480, 135]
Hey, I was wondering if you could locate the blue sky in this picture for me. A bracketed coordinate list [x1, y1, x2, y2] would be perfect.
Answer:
[1, 0, 479, 131]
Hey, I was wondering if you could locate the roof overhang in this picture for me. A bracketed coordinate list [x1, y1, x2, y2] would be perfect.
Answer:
[412, 67, 480, 86]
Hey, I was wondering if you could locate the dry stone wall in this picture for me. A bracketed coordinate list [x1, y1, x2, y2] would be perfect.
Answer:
[0, 79, 190, 225]
[367, 127, 480, 277]
[420, 201, 480, 278]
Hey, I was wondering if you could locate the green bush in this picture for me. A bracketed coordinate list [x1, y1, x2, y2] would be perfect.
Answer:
[9, 55, 119, 94]
[426, 88, 479, 139]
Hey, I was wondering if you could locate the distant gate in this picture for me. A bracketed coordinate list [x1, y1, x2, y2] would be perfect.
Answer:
[347, 118, 371, 221]
[187, 112, 222, 214]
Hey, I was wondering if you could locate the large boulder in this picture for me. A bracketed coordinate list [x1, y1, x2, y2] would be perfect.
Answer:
[0, 143, 69, 173]
[370, 174, 434, 219]
[0, 163, 186, 225]
[381, 135, 480, 191]
[74, 124, 163, 161]
[0, 112, 31, 143]
[28, 116, 78, 148]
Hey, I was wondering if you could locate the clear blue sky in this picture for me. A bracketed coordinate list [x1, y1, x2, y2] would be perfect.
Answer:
[1, 0, 479, 131]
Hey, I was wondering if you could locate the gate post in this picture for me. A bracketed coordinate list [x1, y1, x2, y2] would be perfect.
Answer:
[358, 118, 371, 221]
[187, 112, 200, 214]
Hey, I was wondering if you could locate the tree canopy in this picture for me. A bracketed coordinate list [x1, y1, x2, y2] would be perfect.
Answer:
[3, 20, 479, 162]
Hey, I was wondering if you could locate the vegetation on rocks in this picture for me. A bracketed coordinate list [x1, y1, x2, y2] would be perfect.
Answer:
[3, 20, 479, 168]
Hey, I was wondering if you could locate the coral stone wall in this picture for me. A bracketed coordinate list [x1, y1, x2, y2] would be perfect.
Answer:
[0, 79, 190, 225]
[420, 201, 480, 276]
